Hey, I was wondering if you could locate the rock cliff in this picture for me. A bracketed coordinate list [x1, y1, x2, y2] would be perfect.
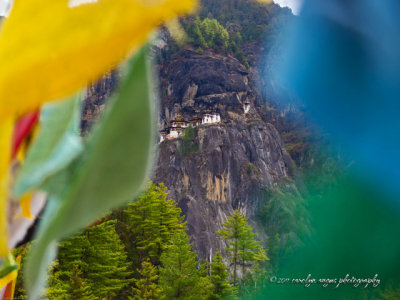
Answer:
[79, 7, 309, 261]
[80, 43, 306, 260]
[154, 48, 298, 258]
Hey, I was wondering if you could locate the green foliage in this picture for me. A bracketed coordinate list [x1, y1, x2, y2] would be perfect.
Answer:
[199, 0, 292, 44]
[159, 0, 291, 68]
[120, 183, 186, 267]
[18, 184, 219, 299]
[236, 50, 249, 69]
[47, 234, 91, 299]
[132, 260, 162, 300]
[25, 46, 155, 299]
[159, 230, 212, 300]
[47, 261, 69, 299]
[237, 260, 268, 299]
[46, 220, 133, 299]
[217, 210, 267, 286]
[85, 221, 133, 298]
[183, 16, 249, 67]
[186, 17, 230, 52]
[247, 163, 253, 175]
[210, 250, 232, 300]
[47, 260, 90, 300]
[372, 283, 400, 300]
[256, 184, 309, 271]
[180, 125, 199, 157]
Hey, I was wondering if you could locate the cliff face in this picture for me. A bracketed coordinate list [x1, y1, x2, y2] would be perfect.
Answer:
[154, 48, 297, 257]
[154, 121, 293, 256]
[157, 48, 253, 127]
[80, 44, 304, 259]
[81, 72, 118, 134]
[79, 28, 308, 261]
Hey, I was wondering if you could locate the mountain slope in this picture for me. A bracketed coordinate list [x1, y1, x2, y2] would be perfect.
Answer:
[154, 47, 299, 258]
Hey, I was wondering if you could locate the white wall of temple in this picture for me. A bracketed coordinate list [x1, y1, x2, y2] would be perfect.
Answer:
[169, 130, 181, 138]
[161, 112, 221, 142]
[202, 115, 211, 124]
[202, 114, 220, 124]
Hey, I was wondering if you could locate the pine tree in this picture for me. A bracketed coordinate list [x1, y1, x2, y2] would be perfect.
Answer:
[238, 223, 268, 278]
[210, 250, 232, 300]
[122, 183, 185, 267]
[47, 221, 133, 299]
[47, 260, 90, 300]
[47, 261, 69, 299]
[217, 210, 267, 286]
[158, 230, 211, 300]
[47, 234, 92, 299]
[132, 260, 162, 300]
[85, 220, 133, 299]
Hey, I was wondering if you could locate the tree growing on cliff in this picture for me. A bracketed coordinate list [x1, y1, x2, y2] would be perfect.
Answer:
[217, 210, 267, 286]
[180, 125, 199, 157]
[185, 17, 230, 52]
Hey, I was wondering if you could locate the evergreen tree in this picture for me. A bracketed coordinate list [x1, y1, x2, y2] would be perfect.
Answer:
[47, 260, 91, 300]
[237, 261, 267, 298]
[188, 17, 208, 48]
[132, 260, 162, 300]
[47, 261, 69, 299]
[185, 17, 230, 52]
[47, 221, 133, 299]
[158, 230, 212, 300]
[47, 234, 92, 299]
[85, 220, 133, 299]
[210, 250, 232, 300]
[238, 224, 268, 278]
[122, 183, 186, 267]
[217, 210, 267, 286]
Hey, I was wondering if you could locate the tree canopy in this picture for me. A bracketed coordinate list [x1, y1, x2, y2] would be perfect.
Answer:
[217, 210, 267, 286]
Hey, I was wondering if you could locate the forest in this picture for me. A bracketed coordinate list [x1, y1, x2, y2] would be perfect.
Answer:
[13, 184, 269, 299]
[158, 0, 293, 68]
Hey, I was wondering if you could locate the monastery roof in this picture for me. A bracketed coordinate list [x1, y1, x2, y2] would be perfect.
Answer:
[202, 110, 219, 115]
[171, 114, 186, 122]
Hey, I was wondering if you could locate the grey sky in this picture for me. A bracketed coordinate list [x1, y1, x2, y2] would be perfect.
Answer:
[274, 0, 303, 14]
